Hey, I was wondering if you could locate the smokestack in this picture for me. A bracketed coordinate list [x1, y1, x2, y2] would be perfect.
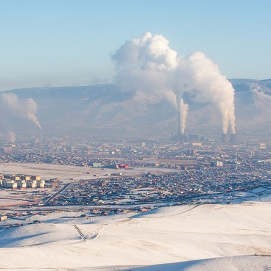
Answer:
[221, 133, 227, 144]
[230, 134, 237, 145]
[177, 107, 181, 140]
[177, 97, 188, 141]
[112, 33, 235, 136]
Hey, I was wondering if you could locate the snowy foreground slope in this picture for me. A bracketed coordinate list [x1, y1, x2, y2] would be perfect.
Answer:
[0, 202, 271, 270]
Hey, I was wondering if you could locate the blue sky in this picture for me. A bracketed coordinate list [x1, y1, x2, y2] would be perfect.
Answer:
[0, 0, 270, 91]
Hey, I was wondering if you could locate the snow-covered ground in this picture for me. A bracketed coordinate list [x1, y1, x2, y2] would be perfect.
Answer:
[0, 202, 271, 270]
[0, 162, 270, 270]
[0, 162, 177, 206]
[0, 162, 176, 181]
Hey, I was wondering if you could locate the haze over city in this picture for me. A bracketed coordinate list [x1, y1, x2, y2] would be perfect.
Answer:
[0, 1, 271, 270]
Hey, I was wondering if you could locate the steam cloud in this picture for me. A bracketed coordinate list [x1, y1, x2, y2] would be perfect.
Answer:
[112, 32, 236, 134]
[179, 98, 189, 134]
[8, 131, 16, 143]
[1, 93, 41, 130]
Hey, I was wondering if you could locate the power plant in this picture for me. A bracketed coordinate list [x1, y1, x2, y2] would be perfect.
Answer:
[220, 133, 237, 144]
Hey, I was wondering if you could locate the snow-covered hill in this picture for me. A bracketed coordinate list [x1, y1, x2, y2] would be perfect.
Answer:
[0, 202, 270, 270]
[1, 79, 271, 137]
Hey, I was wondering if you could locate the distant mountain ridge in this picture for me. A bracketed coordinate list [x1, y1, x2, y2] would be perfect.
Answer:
[1, 79, 271, 137]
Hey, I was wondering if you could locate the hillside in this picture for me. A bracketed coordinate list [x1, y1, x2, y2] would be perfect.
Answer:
[0, 202, 270, 270]
[1, 79, 271, 137]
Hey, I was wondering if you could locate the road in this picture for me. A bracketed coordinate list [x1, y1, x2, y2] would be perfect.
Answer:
[44, 182, 71, 205]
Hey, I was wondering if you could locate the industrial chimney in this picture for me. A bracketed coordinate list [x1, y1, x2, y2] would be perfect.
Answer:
[221, 133, 227, 144]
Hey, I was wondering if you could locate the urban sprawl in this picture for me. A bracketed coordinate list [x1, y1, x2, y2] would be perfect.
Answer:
[1, 133, 271, 223]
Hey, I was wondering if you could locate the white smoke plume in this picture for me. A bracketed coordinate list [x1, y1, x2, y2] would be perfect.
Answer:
[180, 98, 189, 134]
[181, 52, 236, 134]
[112, 32, 236, 134]
[112, 32, 178, 108]
[8, 131, 16, 143]
[1, 93, 41, 129]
